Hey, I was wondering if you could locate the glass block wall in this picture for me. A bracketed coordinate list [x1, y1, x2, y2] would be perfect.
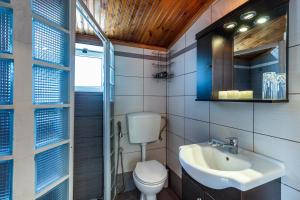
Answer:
[0, 2, 13, 200]
[36, 180, 69, 200]
[0, 160, 13, 200]
[0, 110, 13, 156]
[31, 0, 71, 199]
[35, 144, 69, 192]
[32, 65, 69, 105]
[34, 108, 69, 149]
[0, 7, 13, 54]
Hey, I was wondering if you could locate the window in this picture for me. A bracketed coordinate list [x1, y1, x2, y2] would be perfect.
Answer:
[75, 43, 103, 92]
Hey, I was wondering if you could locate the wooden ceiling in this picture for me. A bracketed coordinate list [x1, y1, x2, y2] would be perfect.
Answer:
[76, 0, 214, 48]
[234, 15, 287, 52]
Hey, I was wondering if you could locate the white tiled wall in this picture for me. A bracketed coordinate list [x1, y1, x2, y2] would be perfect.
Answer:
[166, 0, 300, 199]
[114, 45, 167, 173]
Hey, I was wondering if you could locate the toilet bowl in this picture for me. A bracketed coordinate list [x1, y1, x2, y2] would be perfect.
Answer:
[133, 160, 168, 200]
[127, 112, 167, 200]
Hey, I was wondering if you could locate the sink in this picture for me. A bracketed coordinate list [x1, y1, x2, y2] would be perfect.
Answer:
[179, 142, 285, 191]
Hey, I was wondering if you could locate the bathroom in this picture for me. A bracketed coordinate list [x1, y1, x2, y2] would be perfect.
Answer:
[0, 0, 299, 200]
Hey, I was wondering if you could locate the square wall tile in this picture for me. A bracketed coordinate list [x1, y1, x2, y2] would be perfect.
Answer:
[170, 34, 186, 54]
[147, 148, 166, 165]
[167, 149, 182, 178]
[184, 48, 197, 74]
[281, 184, 300, 200]
[211, 0, 247, 23]
[184, 96, 209, 122]
[210, 102, 253, 131]
[147, 132, 167, 150]
[167, 114, 185, 138]
[254, 133, 300, 191]
[144, 59, 167, 78]
[210, 124, 253, 151]
[169, 54, 185, 76]
[144, 78, 166, 96]
[115, 45, 143, 54]
[185, 8, 211, 47]
[289, 0, 300, 47]
[114, 115, 128, 134]
[114, 96, 143, 115]
[167, 96, 184, 116]
[119, 151, 141, 173]
[167, 132, 184, 155]
[119, 133, 140, 154]
[167, 75, 184, 96]
[115, 76, 143, 95]
[254, 95, 300, 142]
[115, 56, 143, 77]
[289, 45, 300, 93]
[185, 118, 209, 143]
[184, 72, 197, 96]
[144, 96, 166, 114]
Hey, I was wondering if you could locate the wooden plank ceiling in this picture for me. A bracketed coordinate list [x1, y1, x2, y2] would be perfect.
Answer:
[76, 0, 214, 48]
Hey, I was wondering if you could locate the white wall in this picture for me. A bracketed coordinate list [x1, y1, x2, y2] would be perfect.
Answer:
[114, 45, 167, 173]
[166, 0, 300, 199]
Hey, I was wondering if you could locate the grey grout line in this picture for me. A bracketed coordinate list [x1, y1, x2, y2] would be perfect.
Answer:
[254, 132, 300, 144]
[281, 183, 300, 193]
[288, 43, 300, 48]
[115, 75, 143, 78]
[209, 122, 254, 133]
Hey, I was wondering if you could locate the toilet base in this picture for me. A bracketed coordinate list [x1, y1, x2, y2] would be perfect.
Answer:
[140, 193, 156, 200]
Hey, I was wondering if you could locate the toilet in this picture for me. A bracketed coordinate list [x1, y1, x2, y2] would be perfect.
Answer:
[127, 112, 168, 200]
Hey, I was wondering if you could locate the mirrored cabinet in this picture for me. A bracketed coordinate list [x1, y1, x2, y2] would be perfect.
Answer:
[196, 0, 289, 102]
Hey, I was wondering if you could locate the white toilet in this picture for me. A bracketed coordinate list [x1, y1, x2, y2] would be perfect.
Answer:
[127, 112, 168, 200]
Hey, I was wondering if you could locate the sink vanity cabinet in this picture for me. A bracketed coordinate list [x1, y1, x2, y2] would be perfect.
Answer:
[182, 170, 281, 200]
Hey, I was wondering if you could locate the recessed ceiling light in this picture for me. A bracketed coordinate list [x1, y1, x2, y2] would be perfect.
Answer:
[255, 16, 270, 24]
[240, 11, 257, 20]
[238, 25, 249, 33]
[224, 22, 237, 29]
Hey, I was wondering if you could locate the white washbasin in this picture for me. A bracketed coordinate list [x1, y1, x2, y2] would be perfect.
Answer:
[179, 142, 285, 191]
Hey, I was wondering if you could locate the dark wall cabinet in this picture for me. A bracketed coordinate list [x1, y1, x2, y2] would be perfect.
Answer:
[195, 0, 289, 103]
[197, 32, 233, 100]
[182, 170, 281, 200]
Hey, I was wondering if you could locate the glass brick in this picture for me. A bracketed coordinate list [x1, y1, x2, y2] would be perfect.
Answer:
[0, 160, 13, 200]
[35, 108, 69, 149]
[0, 7, 13, 54]
[32, 0, 69, 29]
[0, 59, 13, 105]
[32, 20, 69, 66]
[36, 180, 68, 200]
[33, 65, 69, 105]
[35, 144, 69, 192]
[0, 110, 13, 156]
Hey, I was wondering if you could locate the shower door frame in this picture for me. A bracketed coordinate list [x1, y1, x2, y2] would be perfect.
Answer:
[76, 1, 113, 200]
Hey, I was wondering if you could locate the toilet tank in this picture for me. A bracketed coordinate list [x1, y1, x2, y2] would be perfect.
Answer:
[127, 112, 161, 144]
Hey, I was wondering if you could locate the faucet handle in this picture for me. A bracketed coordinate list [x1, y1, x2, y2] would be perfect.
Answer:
[225, 137, 238, 146]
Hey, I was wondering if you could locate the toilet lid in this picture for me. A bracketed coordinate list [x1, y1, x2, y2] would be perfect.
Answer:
[134, 160, 167, 184]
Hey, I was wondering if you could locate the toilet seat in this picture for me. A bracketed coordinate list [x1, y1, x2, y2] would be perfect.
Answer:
[133, 160, 167, 185]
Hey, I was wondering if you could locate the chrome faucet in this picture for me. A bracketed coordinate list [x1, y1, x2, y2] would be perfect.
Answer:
[222, 137, 239, 154]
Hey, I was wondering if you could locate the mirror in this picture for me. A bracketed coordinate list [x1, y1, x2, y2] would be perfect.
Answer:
[233, 12, 287, 101]
[195, 0, 289, 102]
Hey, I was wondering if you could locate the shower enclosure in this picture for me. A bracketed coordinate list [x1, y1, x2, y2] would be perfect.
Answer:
[76, 1, 116, 200]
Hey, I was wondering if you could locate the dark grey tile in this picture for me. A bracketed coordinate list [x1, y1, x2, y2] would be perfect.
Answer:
[74, 137, 103, 160]
[115, 188, 180, 200]
[168, 168, 182, 199]
[74, 116, 103, 138]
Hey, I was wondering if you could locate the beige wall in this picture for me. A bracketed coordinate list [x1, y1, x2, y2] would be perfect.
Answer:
[167, 0, 300, 199]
